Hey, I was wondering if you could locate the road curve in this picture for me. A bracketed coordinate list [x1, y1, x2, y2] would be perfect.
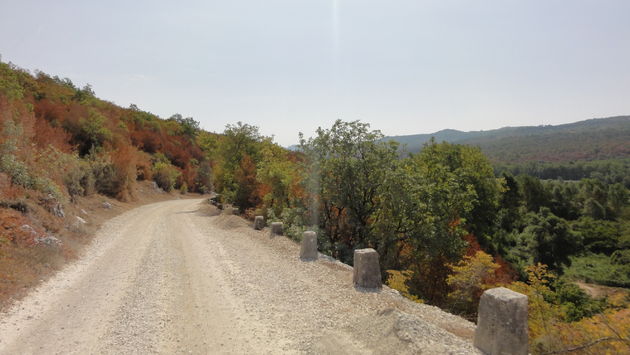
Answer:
[0, 199, 479, 354]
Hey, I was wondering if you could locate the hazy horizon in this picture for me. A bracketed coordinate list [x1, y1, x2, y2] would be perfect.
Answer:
[2, 0, 629, 146]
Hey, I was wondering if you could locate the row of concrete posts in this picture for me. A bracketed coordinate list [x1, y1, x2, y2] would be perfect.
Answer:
[253, 217, 528, 355]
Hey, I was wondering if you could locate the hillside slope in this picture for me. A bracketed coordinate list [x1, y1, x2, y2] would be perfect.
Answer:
[0, 60, 214, 307]
[385, 116, 630, 163]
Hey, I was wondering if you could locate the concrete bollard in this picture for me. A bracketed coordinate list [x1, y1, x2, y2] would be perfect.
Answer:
[474, 287, 528, 355]
[270, 222, 283, 237]
[254, 216, 265, 230]
[353, 248, 382, 289]
[300, 231, 318, 261]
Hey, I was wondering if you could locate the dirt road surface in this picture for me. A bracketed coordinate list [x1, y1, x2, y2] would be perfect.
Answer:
[0, 199, 479, 354]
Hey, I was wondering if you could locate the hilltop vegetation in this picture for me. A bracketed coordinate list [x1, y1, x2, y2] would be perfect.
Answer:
[2, 60, 629, 353]
[385, 116, 630, 163]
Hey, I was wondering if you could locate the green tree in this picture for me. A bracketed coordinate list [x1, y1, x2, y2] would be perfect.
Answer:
[518, 174, 550, 212]
[512, 208, 581, 271]
[234, 154, 260, 211]
[377, 141, 501, 303]
[299, 120, 399, 261]
[214, 122, 263, 202]
[168, 114, 200, 140]
[257, 138, 297, 215]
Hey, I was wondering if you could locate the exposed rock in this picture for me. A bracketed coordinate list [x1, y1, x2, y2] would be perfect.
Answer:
[474, 287, 528, 355]
[353, 248, 382, 289]
[70, 216, 88, 233]
[151, 181, 163, 192]
[35, 234, 61, 246]
[52, 203, 65, 218]
[20, 224, 38, 237]
[254, 216, 265, 230]
[102, 201, 112, 209]
[299, 231, 318, 261]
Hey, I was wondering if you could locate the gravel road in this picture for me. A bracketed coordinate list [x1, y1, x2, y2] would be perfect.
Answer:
[0, 199, 480, 354]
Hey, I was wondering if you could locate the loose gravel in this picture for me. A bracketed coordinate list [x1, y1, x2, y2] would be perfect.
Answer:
[0, 199, 480, 354]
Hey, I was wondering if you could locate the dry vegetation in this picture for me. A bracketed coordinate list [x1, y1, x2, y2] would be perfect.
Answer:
[1, 59, 629, 354]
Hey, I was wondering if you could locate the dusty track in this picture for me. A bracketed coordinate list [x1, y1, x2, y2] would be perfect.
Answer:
[0, 199, 479, 354]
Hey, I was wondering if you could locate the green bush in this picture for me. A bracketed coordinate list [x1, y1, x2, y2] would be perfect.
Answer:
[0, 153, 32, 187]
[87, 151, 117, 196]
[266, 207, 322, 243]
[611, 249, 630, 265]
[64, 159, 95, 197]
[75, 109, 112, 155]
[153, 161, 181, 192]
[552, 280, 607, 322]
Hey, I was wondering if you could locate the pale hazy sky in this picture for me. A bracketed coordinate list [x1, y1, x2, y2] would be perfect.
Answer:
[1, 0, 629, 145]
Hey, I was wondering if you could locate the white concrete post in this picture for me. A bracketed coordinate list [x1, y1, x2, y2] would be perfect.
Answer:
[352, 248, 381, 289]
[474, 287, 528, 355]
[300, 231, 318, 261]
[270, 222, 283, 237]
[254, 216, 265, 230]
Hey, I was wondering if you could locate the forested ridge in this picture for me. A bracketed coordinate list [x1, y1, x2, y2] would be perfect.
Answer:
[385, 116, 630, 163]
[1, 61, 629, 353]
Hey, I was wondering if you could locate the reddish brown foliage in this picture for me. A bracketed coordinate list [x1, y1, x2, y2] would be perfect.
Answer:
[463, 233, 517, 284]
[110, 145, 138, 201]
[234, 154, 262, 211]
[0, 209, 41, 247]
[33, 117, 72, 152]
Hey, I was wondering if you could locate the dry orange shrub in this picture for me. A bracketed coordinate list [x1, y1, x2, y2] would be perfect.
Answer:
[110, 144, 138, 201]
[0, 209, 41, 247]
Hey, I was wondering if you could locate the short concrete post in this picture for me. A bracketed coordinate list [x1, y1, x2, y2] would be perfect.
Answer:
[300, 231, 318, 261]
[353, 248, 381, 289]
[270, 222, 283, 237]
[254, 216, 265, 230]
[474, 287, 528, 355]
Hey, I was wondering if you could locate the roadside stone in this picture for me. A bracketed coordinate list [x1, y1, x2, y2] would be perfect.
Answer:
[102, 201, 112, 209]
[20, 224, 38, 237]
[353, 248, 381, 289]
[270, 222, 283, 237]
[300, 231, 318, 261]
[224, 207, 234, 215]
[254, 216, 265, 230]
[474, 287, 528, 355]
[52, 203, 65, 218]
[35, 234, 62, 246]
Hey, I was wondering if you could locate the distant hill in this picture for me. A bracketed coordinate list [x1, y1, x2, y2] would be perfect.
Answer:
[384, 116, 630, 163]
